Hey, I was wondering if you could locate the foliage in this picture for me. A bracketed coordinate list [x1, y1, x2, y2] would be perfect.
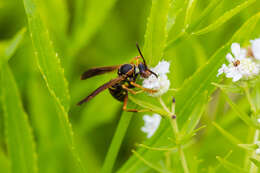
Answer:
[0, 0, 260, 173]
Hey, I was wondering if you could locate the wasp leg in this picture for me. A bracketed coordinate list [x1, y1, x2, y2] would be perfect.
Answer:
[123, 94, 150, 112]
[130, 82, 157, 94]
[122, 84, 143, 95]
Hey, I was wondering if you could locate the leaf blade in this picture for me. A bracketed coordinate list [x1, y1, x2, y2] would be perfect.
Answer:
[192, 0, 256, 36]
[22, 0, 85, 172]
[143, 0, 171, 66]
[1, 65, 38, 173]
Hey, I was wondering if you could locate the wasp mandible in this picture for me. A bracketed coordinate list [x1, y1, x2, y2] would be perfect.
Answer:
[77, 43, 158, 112]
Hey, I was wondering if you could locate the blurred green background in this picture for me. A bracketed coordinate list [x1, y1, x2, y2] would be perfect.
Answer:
[0, 0, 260, 172]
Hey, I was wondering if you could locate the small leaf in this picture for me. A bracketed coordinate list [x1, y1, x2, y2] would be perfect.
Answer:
[221, 90, 260, 128]
[143, 0, 171, 66]
[132, 150, 168, 173]
[192, 0, 256, 36]
[0, 28, 26, 71]
[179, 92, 207, 136]
[250, 158, 260, 168]
[238, 143, 258, 151]
[216, 156, 247, 173]
[1, 65, 38, 173]
[212, 122, 242, 145]
[212, 82, 243, 93]
[129, 96, 170, 117]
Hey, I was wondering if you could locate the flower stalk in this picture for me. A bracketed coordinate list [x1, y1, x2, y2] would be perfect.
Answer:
[158, 97, 190, 173]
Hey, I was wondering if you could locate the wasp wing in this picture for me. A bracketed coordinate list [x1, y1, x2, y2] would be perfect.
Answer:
[81, 65, 120, 80]
[77, 76, 125, 105]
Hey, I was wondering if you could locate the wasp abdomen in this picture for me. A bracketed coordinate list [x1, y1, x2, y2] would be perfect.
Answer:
[109, 83, 127, 102]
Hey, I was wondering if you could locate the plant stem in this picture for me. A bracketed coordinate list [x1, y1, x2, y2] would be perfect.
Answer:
[244, 85, 256, 114]
[244, 84, 259, 173]
[158, 97, 190, 173]
[249, 129, 259, 173]
[101, 110, 133, 173]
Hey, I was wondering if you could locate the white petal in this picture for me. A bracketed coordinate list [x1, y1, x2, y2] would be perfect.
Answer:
[152, 60, 170, 75]
[232, 73, 242, 82]
[256, 148, 260, 155]
[231, 43, 241, 57]
[239, 48, 247, 60]
[141, 114, 161, 138]
[251, 38, 260, 60]
[226, 53, 234, 63]
[217, 64, 227, 76]
[142, 61, 171, 97]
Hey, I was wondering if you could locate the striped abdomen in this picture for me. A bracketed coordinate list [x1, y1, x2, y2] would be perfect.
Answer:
[109, 83, 127, 102]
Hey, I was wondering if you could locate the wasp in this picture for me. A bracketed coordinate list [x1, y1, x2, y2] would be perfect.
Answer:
[77, 43, 158, 112]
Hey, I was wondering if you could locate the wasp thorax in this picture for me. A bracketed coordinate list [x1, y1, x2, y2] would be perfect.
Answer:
[118, 64, 134, 76]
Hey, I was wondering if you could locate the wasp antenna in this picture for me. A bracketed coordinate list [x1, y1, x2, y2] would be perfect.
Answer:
[136, 43, 147, 67]
[148, 69, 158, 78]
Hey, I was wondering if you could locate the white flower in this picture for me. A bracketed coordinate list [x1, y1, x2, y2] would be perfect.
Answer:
[256, 148, 260, 155]
[250, 38, 260, 60]
[142, 60, 170, 97]
[217, 43, 260, 82]
[141, 114, 161, 138]
[151, 60, 170, 75]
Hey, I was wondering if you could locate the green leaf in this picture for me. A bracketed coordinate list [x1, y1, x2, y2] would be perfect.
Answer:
[230, 12, 260, 44]
[179, 92, 207, 136]
[212, 122, 242, 145]
[250, 158, 260, 168]
[0, 149, 10, 173]
[175, 45, 229, 127]
[132, 150, 168, 173]
[216, 156, 247, 173]
[184, 0, 198, 28]
[22, 0, 85, 172]
[101, 109, 133, 173]
[129, 96, 170, 117]
[0, 65, 37, 173]
[238, 143, 258, 151]
[186, 0, 224, 32]
[0, 28, 26, 71]
[143, 0, 171, 66]
[192, 0, 256, 36]
[212, 82, 243, 93]
[23, 0, 70, 111]
[221, 90, 260, 128]
[69, 0, 118, 57]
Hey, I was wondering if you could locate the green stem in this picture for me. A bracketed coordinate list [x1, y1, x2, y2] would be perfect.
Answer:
[244, 85, 257, 114]
[243, 84, 259, 173]
[250, 129, 259, 173]
[158, 97, 190, 173]
[101, 110, 133, 173]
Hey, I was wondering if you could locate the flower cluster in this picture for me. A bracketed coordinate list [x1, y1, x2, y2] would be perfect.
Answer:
[142, 60, 170, 97]
[217, 39, 260, 82]
[141, 114, 161, 138]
